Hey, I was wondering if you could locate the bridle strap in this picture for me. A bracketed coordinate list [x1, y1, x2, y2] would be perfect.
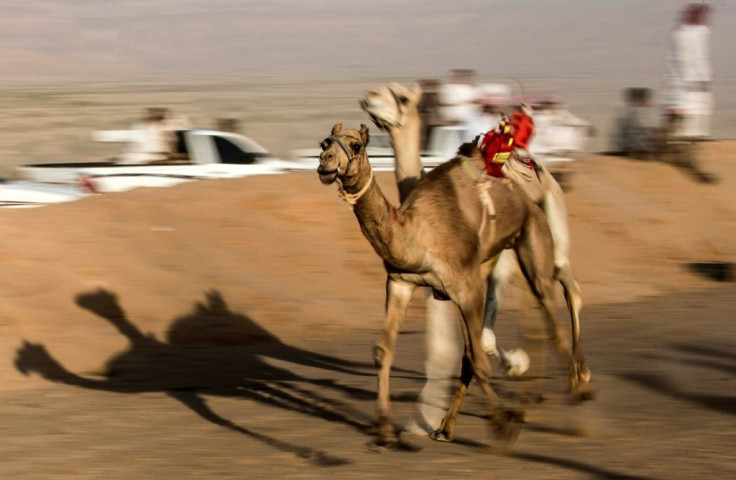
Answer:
[328, 135, 354, 160]
[326, 133, 372, 208]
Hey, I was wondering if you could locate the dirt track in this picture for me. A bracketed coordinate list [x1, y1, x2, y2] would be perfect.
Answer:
[2, 286, 734, 479]
[0, 141, 735, 478]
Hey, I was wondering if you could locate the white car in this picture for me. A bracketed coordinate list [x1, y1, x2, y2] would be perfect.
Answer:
[0, 177, 87, 208]
[16, 129, 315, 194]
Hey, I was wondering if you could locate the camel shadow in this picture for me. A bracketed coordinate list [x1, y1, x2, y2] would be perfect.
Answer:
[14, 289, 415, 466]
[619, 341, 736, 416]
[509, 452, 654, 480]
[619, 372, 736, 416]
[685, 262, 734, 283]
[641, 343, 736, 377]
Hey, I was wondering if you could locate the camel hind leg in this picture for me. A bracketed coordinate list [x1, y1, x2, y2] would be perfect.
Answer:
[541, 183, 593, 398]
[556, 262, 593, 399]
[514, 210, 593, 400]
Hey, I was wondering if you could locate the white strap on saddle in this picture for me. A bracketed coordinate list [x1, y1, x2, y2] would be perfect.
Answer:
[477, 179, 496, 244]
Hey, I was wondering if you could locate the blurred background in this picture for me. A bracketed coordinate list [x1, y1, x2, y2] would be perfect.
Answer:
[0, 0, 733, 173]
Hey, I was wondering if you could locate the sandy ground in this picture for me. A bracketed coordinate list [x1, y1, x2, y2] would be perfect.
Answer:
[0, 79, 734, 478]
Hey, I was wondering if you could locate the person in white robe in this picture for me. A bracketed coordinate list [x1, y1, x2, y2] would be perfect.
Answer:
[662, 4, 713, 140]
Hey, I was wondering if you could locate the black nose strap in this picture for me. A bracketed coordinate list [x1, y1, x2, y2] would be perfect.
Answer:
[327, 135, 352, 159]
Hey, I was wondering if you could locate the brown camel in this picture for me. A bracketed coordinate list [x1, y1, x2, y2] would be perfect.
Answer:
[317, 123, 591, 445]
[361, 83, 584, 381]
[361, 83, 464, 434]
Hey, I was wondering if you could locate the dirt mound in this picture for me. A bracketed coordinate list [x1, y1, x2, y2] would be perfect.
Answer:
[0, 141, 734, 390]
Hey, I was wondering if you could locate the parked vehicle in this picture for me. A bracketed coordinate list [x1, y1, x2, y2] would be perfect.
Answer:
[16, 129, 314, 194]
[0, 177, 87, 208]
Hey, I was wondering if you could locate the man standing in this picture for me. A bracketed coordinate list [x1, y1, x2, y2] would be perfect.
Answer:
[662, 4, 713, 140]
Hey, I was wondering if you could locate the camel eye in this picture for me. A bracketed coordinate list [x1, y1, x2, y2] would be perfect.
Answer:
[352, 143, 363, 154]
[398, 96, 409, 105]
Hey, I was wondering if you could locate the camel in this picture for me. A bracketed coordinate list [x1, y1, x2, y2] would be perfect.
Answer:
[361, 83, 586, 377]
[316, 122, 591, 445]
[360, 83, 531, 383]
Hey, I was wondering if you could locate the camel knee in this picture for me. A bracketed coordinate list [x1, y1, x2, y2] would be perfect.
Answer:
[556, 263, 580, 290]
[533, 277, 556, 301]
[474, 367, 492, 385]
[469, 351, 493, 385]
[373, 344, 387, 368]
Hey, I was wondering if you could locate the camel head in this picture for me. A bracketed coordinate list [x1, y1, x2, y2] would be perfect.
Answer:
[360, 83, 422, 131]
[317, 123, 370, 185]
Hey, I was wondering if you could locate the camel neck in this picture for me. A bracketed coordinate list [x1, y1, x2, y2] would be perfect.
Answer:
[387, 118, 422, 202]
[351, 174, 418, 268]
[339, 169, 374, 206]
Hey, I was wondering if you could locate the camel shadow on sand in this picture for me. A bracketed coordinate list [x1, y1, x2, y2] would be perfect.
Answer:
[14, 288, 423, 466]
[620, 342, 736, 416]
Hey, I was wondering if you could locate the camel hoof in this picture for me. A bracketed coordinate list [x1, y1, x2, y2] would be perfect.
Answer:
[503, 348, 531, 378]
[571, 383, 596, 403]
[490, 409, 523, 445]
[429, 430, 453, 443]
[365, 441, 388, 453]
[481, 328, 497, 355]
[367, 438, 421, 453]
[370, 429, 401, 449]
[371, 436, 398, 449]
[370, 417, 399, 446]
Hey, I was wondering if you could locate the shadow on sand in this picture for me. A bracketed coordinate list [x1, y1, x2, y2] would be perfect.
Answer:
[685, 262, 734, 283]
[14, 288, 423, 466]
[620, 342, 736, 416]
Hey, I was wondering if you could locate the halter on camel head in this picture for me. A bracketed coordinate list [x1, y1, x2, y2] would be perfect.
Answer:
[317, 123, 374, 206]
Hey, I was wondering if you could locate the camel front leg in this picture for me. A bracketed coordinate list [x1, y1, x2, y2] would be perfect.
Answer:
[432, 277, 522, 444]
[373, 277, 415, 445]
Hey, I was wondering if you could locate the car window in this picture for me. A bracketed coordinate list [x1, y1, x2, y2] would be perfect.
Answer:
[214, 136, 258, 164]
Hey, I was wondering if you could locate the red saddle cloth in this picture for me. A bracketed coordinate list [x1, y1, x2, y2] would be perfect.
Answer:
[480, 112, 535, 178]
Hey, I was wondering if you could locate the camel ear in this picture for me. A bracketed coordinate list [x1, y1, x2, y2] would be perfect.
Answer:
[359, 124, 370, 144]
[331, 123, 343, 136]
[388, 82, 403, 94]
[408, 83, 423, 103]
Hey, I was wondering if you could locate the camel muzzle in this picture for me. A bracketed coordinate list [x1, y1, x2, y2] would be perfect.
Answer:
[360, 100, 391, 131]
[317, 167, 338, 185]
[318, 135, 354, 184]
